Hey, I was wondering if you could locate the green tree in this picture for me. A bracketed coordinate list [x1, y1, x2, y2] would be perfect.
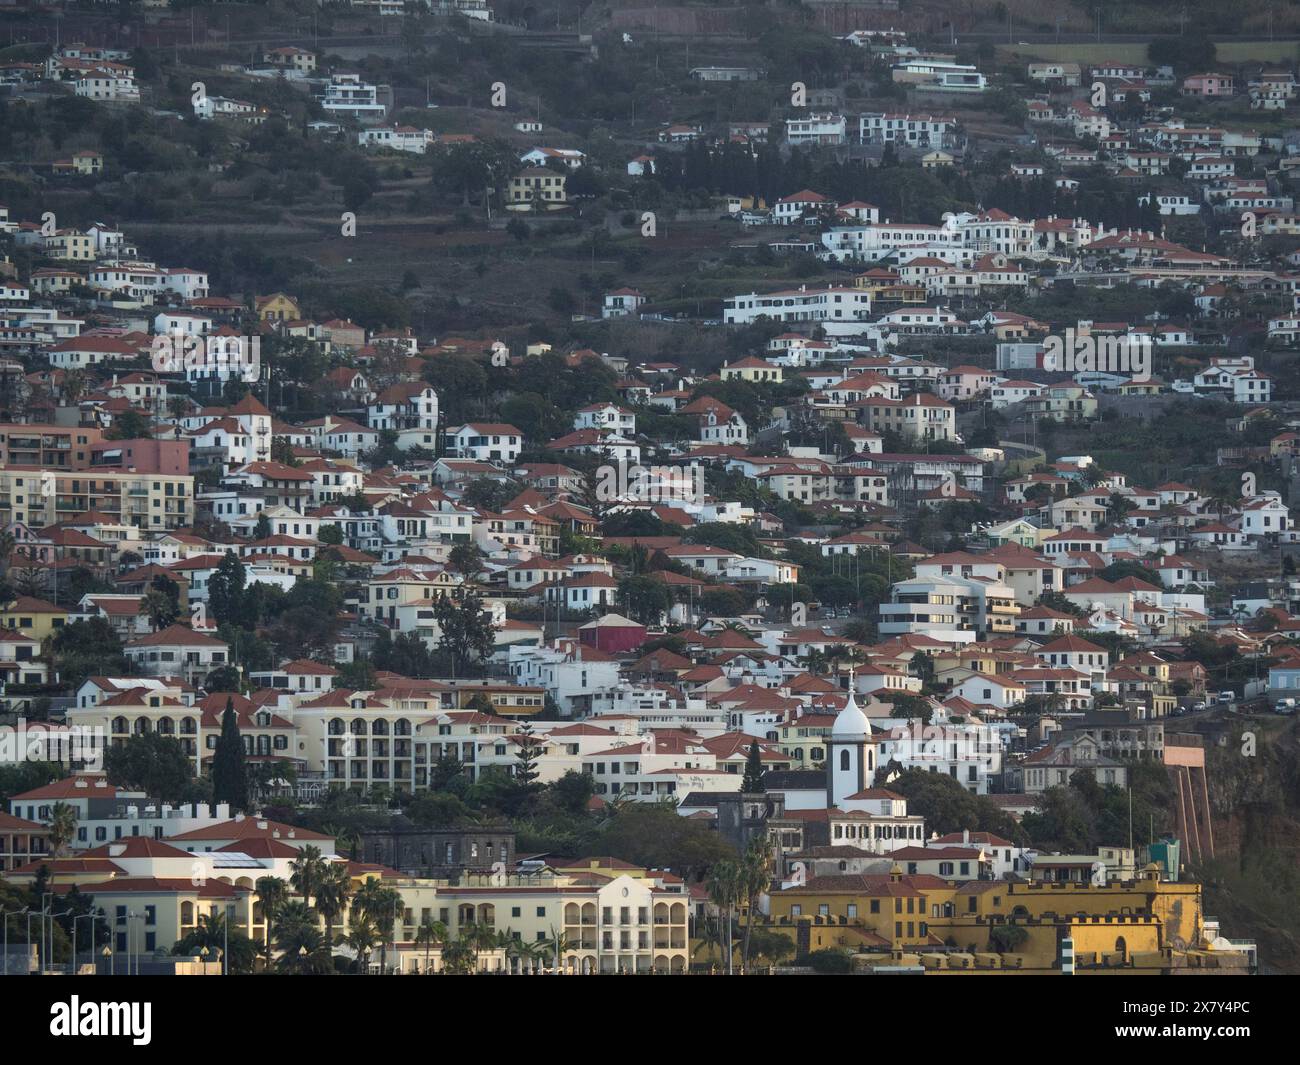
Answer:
[208, 550, 247, 628]
[448, 541, 486, 579]
[346, 912, 380, 974]
[707, 860, 741, 975]
[432, 588, 496, 677]
[514, 720, 543, 785]
[254, 876, 289, 970]
[106, 410, 152, 440]
[989, 923, 1029, 953]
[104, 733, 196, 803]
[738, 837, 772, 971]
[173, 911, 256, 974]
[596, 802, 735, 877]
[618, 574, 672, 625]
[742, 741, 765, 793]
[414, 918, 447, 975]
[211, 697, 249, 812]
[355, 880, 404, 975]
[142, 582, 180, 630]
[47, 801, 78, 857]
[289, 844, 329, 910]
[273, 901, 333, 973]
[313, 861, 352, 954]
[44, 619, 129, 690]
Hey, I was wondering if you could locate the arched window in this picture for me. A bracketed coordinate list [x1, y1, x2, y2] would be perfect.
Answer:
[839, 749, 850, 771]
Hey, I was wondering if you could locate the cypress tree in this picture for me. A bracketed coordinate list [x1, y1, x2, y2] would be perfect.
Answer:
[742, 741, 765, 793]
[212, 697, 249, 811]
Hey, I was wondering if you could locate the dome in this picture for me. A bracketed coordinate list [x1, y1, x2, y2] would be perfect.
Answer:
[832, 685, 871, 740]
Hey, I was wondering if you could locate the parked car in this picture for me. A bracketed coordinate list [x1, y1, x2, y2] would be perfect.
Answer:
[1217, 690, 1235, 704]
[1275, 698, 1296, 714]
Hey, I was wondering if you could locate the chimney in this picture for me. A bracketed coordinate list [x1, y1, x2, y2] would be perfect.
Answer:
[963, 828, 970, 844]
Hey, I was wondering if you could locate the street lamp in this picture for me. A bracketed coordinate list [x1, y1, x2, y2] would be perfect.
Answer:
[101, 944, 112, 976]
[127, 912, 143, 975]
[39, 892, 53, 974]
[47, 910, 72, 974]
[1, 906, 27, 976]
[199, 945, 209, 976]
[73, 913, 99, 974]
[25, 911, 39, 974]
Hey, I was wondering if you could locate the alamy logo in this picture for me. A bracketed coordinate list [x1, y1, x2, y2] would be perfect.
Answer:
[1042, 328, 1151, 381]
[0, 719, 103, 768]
[151, 333, 260, 382]
[50, 998, 151, 1045]
[594, 461, 704, 505]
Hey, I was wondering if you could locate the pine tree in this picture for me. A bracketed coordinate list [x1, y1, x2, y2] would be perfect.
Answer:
[254, 512, 272, 540]
[212, 697, 249, 812]
[514, 721, 543, 785]
[742, 741, 765, 793]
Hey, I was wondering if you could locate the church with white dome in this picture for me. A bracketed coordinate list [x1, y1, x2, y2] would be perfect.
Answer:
[826, 671, 879, 808]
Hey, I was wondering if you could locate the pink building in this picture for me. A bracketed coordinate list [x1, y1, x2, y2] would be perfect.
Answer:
[1182, 73, 1234, 97]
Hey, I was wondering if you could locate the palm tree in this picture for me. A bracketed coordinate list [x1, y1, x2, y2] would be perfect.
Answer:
[313, 862, 352, 954]
[141, 587, 178, 631]
[542, 926, 576, 975]
[172, 911, 255, 975]
[692, 916, 727, 969]
[254, 876, 288, 970]
[706, 860, 741, 975]
[413, 918, 446, 975]
[346, 912, 380, 974]
[47, 802, 78, 857]
[500, 929, 526, 974]
[273, 901, 331, 974]
[354, 880, 403, 975]
[441, 935, 477, 975]
[469, 920, 499, 961]
[289, 844, 327, 910]
[737, 839, 774, 973]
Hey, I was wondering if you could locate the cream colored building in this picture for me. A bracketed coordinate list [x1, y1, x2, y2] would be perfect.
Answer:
[0, 466, 193, 531]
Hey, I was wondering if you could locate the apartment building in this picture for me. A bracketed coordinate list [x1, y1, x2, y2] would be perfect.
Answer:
[878, 574, 1018, 642]
[0, 467, 193, 530]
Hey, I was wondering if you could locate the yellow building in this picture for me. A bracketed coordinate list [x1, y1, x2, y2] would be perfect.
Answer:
[440, 680, 548, 718]
[256, 292, 301, 322]
[776, 712, 835, 767]
[769, 868, 959, 953]
[760, 864, 1249, 974]
[0, 596, 68, 642]
[721, 357, 784, 384]
[507, 168, 567, 211]
[46, 229, 95, 260]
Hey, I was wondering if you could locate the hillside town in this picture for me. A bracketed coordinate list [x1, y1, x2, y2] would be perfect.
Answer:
[0, 0, 1295, 991]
